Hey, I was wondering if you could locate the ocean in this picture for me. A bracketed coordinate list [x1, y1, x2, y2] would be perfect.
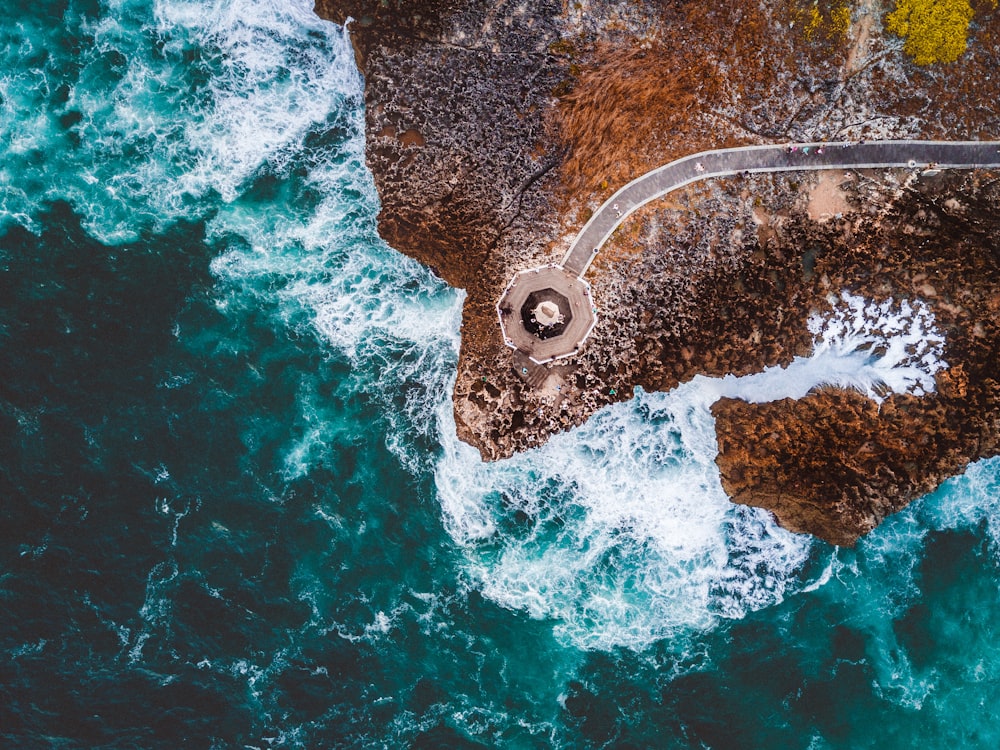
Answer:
[3, 0, 1000, 747]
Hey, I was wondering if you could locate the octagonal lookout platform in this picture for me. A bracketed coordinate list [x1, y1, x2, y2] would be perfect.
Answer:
[497, 265, 597, 365]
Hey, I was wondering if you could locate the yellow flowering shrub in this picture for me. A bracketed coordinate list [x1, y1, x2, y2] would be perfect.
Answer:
[830, 3, 852, 35]
[803, 1, 851, 40]
[885, 0, 975, 65]
[806, 5, 823, 37]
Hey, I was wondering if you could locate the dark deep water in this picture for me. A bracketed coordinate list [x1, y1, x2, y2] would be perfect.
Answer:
[4, 1, 1000, 747]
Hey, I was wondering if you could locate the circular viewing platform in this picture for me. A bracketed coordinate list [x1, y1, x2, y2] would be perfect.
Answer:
[497, 142, 1000, 371]
[497, 265, 598, 365]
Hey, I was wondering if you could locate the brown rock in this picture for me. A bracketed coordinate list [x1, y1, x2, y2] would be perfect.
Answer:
[316, 0, 1000, 544]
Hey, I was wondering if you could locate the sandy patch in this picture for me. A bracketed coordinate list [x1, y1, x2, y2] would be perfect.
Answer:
[807, 171, 852, 222]
[399, 128, 425, 147]
[845, 0, 879, 75]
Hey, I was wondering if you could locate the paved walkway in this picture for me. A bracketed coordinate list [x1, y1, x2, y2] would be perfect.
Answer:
[562, 139, 1000, 277]
[500, 139, 1000, 366]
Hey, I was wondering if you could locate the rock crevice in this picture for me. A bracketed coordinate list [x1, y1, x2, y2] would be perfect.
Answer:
[316, 0, 1000, 545]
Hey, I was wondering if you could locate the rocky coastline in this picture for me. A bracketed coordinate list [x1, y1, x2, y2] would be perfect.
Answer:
[315, 0, 1000, 545]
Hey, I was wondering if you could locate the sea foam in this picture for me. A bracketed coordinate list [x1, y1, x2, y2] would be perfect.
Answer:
[435, 383, 811, 651]
[171, 0, 462, 482]
[434, 291, 948, 650]
[2, 0, 360, 243]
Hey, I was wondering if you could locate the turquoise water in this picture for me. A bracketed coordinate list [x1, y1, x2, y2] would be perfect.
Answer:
[3, 0, 1000, 746]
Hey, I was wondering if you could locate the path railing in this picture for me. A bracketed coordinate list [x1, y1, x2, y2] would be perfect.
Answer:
[561, 140, 1000, 278]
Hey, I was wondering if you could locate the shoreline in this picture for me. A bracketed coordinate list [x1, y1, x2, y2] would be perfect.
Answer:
[315, 0, 1000, 545]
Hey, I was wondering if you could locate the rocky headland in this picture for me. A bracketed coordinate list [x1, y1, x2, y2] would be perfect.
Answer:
[315, 0, 1000, 546]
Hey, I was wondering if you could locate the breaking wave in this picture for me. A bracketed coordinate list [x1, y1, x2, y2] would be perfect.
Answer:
[1, 0, 360, 243]
[433, 289, 953, 650]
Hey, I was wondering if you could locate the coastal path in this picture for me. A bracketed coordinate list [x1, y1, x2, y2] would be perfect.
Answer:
[499, 140, 1000, 365]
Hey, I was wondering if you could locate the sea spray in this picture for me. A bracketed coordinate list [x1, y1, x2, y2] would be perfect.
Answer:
[435, 386, 812, 651]
[1, 0, 360, 243]
[7, 0, 1000, 744]
[808, 291, 946, 400]
[433, 290, 950, 650]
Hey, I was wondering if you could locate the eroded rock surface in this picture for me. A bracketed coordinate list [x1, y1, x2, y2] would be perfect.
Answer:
[715, 174, 1000, 545]
[315, 0, 1000, 545]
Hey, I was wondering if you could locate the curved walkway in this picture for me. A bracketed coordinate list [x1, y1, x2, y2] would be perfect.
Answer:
[562, 139, 1000, 277]
[501, 139, 1000, 366]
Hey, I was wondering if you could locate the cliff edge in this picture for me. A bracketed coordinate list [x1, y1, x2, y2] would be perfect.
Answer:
[315, 0, 1000, 546]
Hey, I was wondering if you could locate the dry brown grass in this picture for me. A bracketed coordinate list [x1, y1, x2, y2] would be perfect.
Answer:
[555, 43, 723, 194]
[550, 0, 1000, 222]
[552, 1, 845, 201]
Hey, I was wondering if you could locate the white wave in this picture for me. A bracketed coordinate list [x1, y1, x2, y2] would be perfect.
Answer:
[206, 180, 462, 479]
[435, 384, 811, 651]
[684, 291, 947, 407]
[797, 458, 1000, 710]
[151, 0, 363, 202]
[0, 16, 62, 232]
[144, 0, 462, 480]
[818, 507, 937, 708]
[807, 291, 946, 401]
[916, 456, 1000, 553]
[434, 290, 950, 650]
[3, 0, 362, 242]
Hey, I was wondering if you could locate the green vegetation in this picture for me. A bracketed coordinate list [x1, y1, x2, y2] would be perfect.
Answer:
[885, 0, 977, 65]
